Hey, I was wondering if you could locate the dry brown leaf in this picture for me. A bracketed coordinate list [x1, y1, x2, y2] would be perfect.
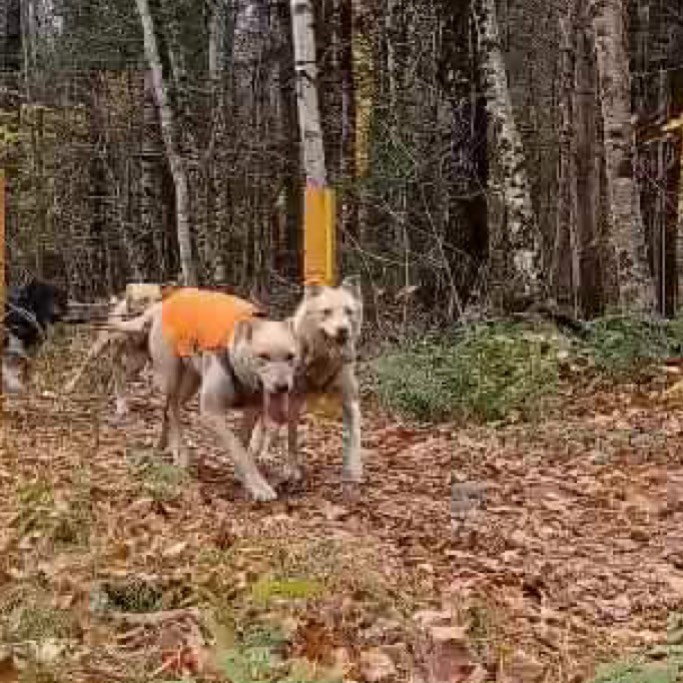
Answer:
[162, 540, 188, 558]
[0, 655, 19, 683]
[359, 648, 397, 682]
[499, 650, 545, 683]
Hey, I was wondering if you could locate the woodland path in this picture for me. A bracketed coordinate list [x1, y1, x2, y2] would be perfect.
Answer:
[1, 375, 682, 682]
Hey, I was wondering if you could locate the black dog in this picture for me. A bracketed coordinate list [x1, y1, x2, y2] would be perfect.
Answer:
[2, 279, 68, 394]
[4, 278, 68, 353]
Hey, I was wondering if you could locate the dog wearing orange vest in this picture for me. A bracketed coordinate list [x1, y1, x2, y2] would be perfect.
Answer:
[108, 287, 300, 502]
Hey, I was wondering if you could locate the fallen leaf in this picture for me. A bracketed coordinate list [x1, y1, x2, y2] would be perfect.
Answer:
[499, 649, 545, 683]
[162, 540, 188, 558]
[0, 655, 19, 683]
[360, 648, 397, 682]
[423, 623, 476, 683]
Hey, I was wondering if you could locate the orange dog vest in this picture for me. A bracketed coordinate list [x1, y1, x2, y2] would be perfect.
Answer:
[161, 288, 260, 357]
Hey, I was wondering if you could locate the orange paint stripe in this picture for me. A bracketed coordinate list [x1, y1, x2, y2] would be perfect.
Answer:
[303, 184, 336, 286]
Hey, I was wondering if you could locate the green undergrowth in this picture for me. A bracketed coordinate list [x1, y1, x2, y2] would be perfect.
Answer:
[217, 624, 342, 683]
[0, 585, 80, 644]
[1, 533, 408, 683]
[170, 535, 407, 683]
[371, 321, 564, 423]
[587, 614, 683, 683]
[15, 475, 93, 548]
[582, 315, 683, 376]
[127, 449, 191, 503]
[588, 649, 683, 683]
[370, 315, 683, 423]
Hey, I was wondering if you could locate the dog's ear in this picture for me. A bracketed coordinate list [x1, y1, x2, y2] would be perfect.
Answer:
[233, 317, 261, 345]
[340, 275, 362, 300]
[304, 284, 324, 299]
[232, 318, 253, 345]
[285, 317, 298, 336]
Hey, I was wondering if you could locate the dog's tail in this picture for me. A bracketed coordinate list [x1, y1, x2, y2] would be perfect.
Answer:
[103, 301, 162, 336]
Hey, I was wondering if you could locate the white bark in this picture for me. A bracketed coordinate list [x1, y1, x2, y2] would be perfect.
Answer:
[290, 0, 327, 186]
[474, 0, 541, 299]
[591, 0, 654, 311]
[135, 0, 197, 286]
[208, 0, 226, 79]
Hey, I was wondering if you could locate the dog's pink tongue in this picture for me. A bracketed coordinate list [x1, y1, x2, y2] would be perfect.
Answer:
[264, 392, 289, 425]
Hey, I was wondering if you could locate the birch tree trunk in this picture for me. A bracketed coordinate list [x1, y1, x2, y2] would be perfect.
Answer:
[135, 0, 196, 286]
[290, 0, 327, 187]
[474, 0, 541, 303]
[591, 0, 654, 311]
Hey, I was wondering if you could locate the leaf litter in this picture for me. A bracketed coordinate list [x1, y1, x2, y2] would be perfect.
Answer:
[2, 364, 683, 681]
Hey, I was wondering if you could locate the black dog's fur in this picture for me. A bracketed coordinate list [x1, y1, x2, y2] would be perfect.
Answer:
[4, 279, 68, 354]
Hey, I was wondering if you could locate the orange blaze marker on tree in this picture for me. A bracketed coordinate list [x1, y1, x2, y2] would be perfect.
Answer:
[303, 184, 336, 287]
[303, 183, 343, 419]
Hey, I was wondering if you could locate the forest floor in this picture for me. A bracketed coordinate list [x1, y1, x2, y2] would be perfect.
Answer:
[2, 336, 683, 683]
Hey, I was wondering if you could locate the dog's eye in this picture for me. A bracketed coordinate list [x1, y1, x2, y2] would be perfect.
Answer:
[322, 308, 332, 317]
[344, 306, 354, 317]
[285, 352, 295, 362]
[258, 353, 271, 362]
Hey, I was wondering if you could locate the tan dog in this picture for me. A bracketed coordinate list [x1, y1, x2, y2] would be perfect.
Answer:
[65, 283, 167, 417]
[107, 288, 300, 502]
[248, 276, 364, 485]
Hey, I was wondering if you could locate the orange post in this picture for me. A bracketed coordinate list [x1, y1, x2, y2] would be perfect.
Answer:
[303, 184, 336, 286]
[303, 182, 342, 418]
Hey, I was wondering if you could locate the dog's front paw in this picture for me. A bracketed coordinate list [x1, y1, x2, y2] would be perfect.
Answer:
[246, 477, 278, 502]
[114, 397, 129, 420]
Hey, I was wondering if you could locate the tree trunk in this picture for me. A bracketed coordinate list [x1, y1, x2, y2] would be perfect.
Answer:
[276, 0, 302, 280]
[88, 73, 112, 292]
[573, 4, 605, 317]
[591, 0, 654, 311]
[338, 0, 358, 241]
[474, 0, 542, 306]
[135, 0, 196, 286]
[290, 0, 327, 187]
[1, 0, 21, 71]
[208, 0, 226, 78]
[353, 4, 373, 245]
[206, 0, 225, 282]
[672, 70, 683, 312]
[553, 2, 580, 313]
[139, 70, 165, 281]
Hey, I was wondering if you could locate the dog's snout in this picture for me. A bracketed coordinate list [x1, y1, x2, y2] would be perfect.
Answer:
[273, 381, 290, 394]
[335, 327, 350, 343]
